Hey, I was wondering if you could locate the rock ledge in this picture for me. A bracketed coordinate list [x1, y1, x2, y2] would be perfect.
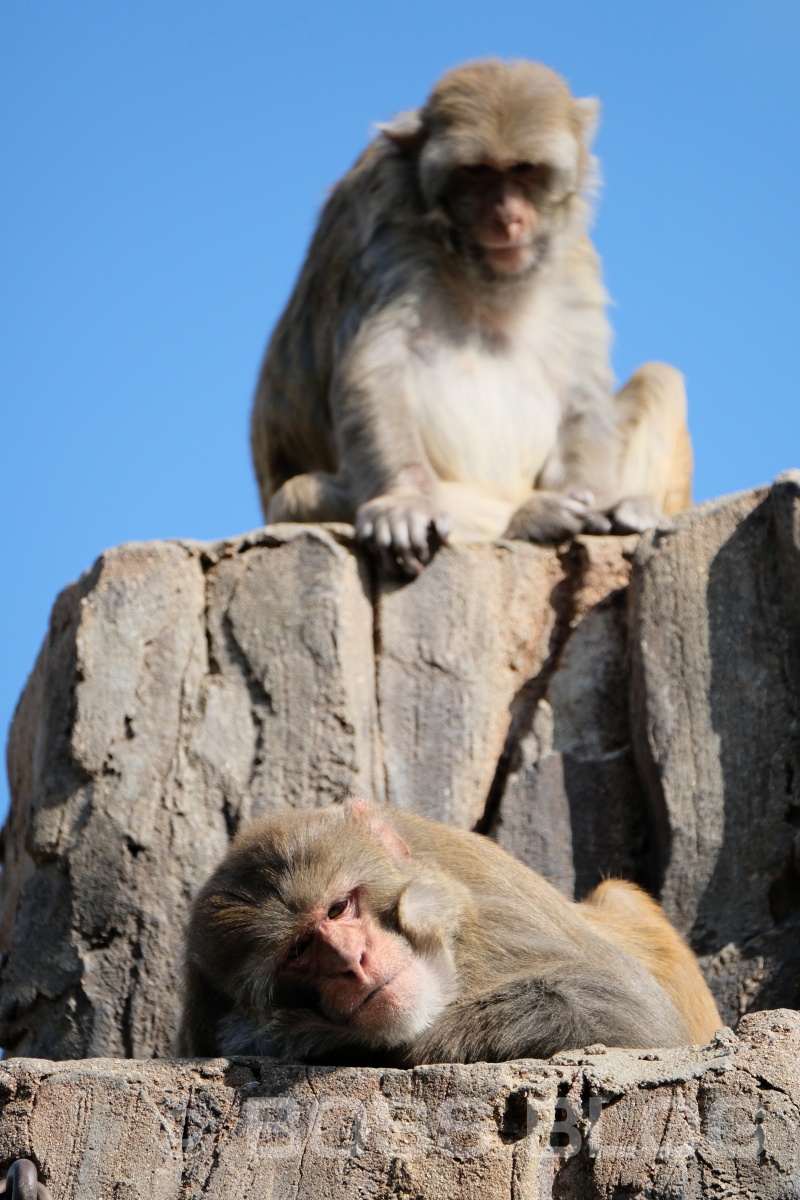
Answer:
[0, 1011, 797, 1199]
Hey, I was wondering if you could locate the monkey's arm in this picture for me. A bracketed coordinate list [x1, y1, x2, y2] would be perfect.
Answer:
[503, 266, 623, 544]
[333, 315, 453, 574]
[503, 237, 637, 543]
[505, 392, 621, 542]
[176, 961, 234, 1057]
[403, 957, 690, 1065]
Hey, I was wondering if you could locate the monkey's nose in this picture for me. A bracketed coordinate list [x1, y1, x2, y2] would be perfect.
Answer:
[319, 937, 369, 980]
[493, 209, 525, 241]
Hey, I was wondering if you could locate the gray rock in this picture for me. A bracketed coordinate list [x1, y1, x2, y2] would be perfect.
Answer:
[3, 478, 800, 1061]
[631, 472, 800, 1023]
[493, 536, 649, 898]
[0, 1010, 797, 1199]
[375, 539, 563, 827]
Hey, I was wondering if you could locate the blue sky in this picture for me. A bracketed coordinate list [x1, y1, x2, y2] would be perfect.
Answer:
[2, 2, 799, 819]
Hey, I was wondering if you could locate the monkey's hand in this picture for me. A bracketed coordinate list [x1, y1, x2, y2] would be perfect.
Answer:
[606, 495, 665, 535]
[504, 489, 612, 543]
[356, 492, 453, 576]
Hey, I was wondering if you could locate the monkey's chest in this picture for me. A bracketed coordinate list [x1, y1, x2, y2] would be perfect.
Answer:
[409, 344, 560, 497]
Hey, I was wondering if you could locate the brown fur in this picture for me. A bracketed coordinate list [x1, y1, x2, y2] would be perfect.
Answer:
[179, 802, 719, 1064]
[252, 58, 692, 574]
[580, 879, 719, 1044]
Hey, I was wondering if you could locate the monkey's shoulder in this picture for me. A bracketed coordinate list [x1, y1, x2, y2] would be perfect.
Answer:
[316, 137, 425, 257]
[390, 810, 568, 904]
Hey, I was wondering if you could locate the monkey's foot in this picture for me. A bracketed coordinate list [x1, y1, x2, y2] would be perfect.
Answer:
[504, 490, 611, 543]
[607, 495, 664, 535]
[356, 494, 453, 576]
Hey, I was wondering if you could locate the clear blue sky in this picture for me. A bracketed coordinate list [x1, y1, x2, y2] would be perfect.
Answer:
[2, 2, 799, 820]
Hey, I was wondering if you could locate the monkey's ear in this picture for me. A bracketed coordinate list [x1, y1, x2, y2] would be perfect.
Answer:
[348, 798, 411, 863]
[575, 96, 600, 144]
[398, 871, 468, 945]
[377, 108, 425, 151]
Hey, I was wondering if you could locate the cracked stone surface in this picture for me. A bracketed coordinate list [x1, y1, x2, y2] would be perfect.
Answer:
[631, 473, 800, 1027]
[0, 1011, 798, 1199]
[3, 476, 800, 1061]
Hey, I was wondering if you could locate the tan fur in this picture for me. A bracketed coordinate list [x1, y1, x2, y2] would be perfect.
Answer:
[580, 879, 720, 1043]
[252, 58, 692, 573]
[179, 802, 719, 1064]
[615, 363, 692, 515]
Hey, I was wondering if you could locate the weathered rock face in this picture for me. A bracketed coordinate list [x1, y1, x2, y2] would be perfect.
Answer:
[631, 475, 800, 1027]
[0, 1010, 797, 1200]
[3, 476, 800, 1059]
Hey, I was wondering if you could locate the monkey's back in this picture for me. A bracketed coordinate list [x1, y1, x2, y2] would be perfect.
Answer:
[251, 138, 428, 504]
[385, 809, 694, 1053]
[390, 809, 625, 955]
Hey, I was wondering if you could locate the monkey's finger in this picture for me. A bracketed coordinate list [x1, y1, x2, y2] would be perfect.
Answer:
[565, 489, 596, 508]
[407, 511, 433, 563]
[432, 513, 453, 543]
[610, 497, 663, 534]
[558, 511, 587, 536]
[582, 512, 613, 535]
[560, 495, 593, 517]
[388, 512, 428, 575]
[390, 513, 412, 550]
[523, 510, 585, 541]
[356, 514, 375, 541]
[372, 516, 405, 571]
[387, 513, 415, 558]
[370, 518, 416, 577]
[372, 517, 394, 549]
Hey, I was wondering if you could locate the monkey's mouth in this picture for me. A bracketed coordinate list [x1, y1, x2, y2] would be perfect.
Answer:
[482, 241, 546, 281]
[320, 972, 405, 1026]
[477, 239, 541, 278]
[479, 238, 535, 253]
[358, 969, 403, 1010]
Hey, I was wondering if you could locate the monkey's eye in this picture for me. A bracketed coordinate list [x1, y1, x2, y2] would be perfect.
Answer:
[458, 164, 495, 182]
[327, 898, 349, 920]
[286, 934, 312, 962]
[510, 162, 550, 187]
[216, 890, 257, 906]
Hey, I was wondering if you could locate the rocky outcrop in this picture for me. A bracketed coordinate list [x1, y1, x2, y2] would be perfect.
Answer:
[631, 475, 800, 1026]
[0, 1010, 798, 1200]
[3, 476, 800, 1060]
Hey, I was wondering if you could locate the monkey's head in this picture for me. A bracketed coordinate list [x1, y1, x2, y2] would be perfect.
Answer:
[185, 800, 465, 1057]
[381, 59, 598, 282]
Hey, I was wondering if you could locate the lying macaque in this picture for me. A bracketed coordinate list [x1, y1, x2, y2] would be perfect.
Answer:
[251, 58, 691, 574]
[179, 800, 719, 1064]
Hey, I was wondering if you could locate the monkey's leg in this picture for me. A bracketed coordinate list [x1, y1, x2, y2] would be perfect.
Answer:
[266, 471, 356, 524]
[610, 362, 692, 532]
[434, 482, 517, 541]
[581, 879, 721, 1043]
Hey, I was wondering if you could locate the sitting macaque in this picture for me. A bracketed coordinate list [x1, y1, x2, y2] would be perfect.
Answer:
[178, 801, 720, 1064]
[251, 58, 692, 574]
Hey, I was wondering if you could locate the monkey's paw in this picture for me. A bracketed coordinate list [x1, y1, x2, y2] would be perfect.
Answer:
[607, 495, 664, 535]
[356, 494, 453, 576]
[504, 490, 611, 543]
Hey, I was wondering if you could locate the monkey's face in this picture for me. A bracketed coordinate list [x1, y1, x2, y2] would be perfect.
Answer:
[189, 804, 461, 1053]
[271, 884, 452, 1047]
[397, 59, 595, 285]
[442, 161, 556, 279]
